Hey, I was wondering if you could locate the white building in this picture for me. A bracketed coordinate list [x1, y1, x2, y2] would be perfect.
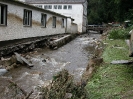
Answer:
[25, 0, 88, 33]
[0, 0, 77, 42]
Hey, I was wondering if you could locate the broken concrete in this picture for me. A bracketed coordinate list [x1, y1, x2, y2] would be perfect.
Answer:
[14, 52, 33, 67]
[0, 33, 77, 57]
[49, 34, 77, 49]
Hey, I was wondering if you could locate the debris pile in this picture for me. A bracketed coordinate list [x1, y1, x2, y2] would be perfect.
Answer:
[40, 69, 87, 99]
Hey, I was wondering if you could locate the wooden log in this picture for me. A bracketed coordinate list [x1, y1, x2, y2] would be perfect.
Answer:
[25, 90, 34, 99]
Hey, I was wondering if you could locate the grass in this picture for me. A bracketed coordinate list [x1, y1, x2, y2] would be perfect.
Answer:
[85, 39, 133, 99]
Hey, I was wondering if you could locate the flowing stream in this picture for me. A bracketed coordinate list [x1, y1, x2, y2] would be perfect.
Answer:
[0, 33, 101, 99]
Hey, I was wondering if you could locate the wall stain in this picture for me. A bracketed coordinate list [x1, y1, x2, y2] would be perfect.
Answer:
[7, 14, 61, 26]
[47, 17, 52, 24]
[57, 20, 61, 25]
[8, 13, 23, 22]
[32, 20, 41, 26]
[47, 17, 61, 25]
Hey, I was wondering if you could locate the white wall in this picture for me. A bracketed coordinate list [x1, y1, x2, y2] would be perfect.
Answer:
[33, 4, 84, 33]
[18, 0, 25, 2]
[71, 23, 78, 33]
[0, 1, 67, 41]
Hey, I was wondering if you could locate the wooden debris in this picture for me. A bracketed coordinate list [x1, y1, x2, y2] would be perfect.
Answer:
[14, 52, 33, 67]
[25, 90, 34, 99]
[8, 80, 34, 99]
[111, 60, 133, 64]
[8, 80, 27, 96]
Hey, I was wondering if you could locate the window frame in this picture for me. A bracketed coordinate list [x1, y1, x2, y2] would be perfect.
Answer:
[58, 5, 62, 9]
[54, 5, 57, 9]
[48, 5, 52, 9]
[53, 16, 56, 28]
[23, 9, 32, 27]
[62, 18, 65, 28]
[44, 5, 48, 9]
[36, 5, 42, 8]
[0, 4, 7, 26]
[68, 5, 72, 10]
[41, 13, 47, 28]
[63, 5, 67, 10]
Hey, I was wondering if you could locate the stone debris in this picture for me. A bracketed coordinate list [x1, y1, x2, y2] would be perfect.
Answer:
[0, 69, 8, 76]
[14, 52, 33, 67]
[64, 93, 72, 99]
[125, 39, 130, 47]
[111, 60, 133, 64]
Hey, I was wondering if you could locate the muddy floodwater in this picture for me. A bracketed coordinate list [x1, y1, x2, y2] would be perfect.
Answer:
[0, 33, 101, 99]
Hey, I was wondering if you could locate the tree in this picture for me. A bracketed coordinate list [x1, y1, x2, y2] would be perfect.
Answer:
[87, 0, 133, 24]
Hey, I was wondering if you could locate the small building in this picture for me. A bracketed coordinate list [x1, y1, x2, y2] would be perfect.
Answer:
[0, 0, 77, 42]
[24, 0, 88, 33]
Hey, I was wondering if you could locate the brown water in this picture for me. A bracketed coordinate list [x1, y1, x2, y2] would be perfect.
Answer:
[0, 33, 101, 99]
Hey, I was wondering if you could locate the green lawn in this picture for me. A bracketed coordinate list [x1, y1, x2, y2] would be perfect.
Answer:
[85, 39, 133, 99]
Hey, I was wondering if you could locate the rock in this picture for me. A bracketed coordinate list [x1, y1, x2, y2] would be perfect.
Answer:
[64, 93, 72, 99]
[125, 39, 130, 47]
[0, 69, 8, 76]
[111, 60, 133, 64]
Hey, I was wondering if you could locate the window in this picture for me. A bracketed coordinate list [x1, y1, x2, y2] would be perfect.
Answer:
[41, 14, 47, 27]
[68, 5, 72, 9]
[53, 16, 56, 28]
[63, 5, 67, 9]
[44, 5, 52, 9]
[36, 5, 42, 8]
[23, 9, 32, 26]
[58, 5, 62, 9]
[48, 5, 52, 9]
[0, 4, 7, 26]
[54, 5, 57, 9]
[44, 5, 48, 9]
[62, 18, 65, 28]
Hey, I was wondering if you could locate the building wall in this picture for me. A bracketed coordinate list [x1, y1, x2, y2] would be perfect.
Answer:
[71, 23, 78, 33]
[0, 1, 67, 41]
[33, 3, 86, 33]
[19, 0, 25, 2]
[82, 1, 88, 32]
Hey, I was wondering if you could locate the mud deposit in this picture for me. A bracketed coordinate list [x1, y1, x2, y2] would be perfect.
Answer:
[0, 33, 101, 99]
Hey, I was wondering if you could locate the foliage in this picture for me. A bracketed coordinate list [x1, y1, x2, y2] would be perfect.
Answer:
[87, 0, 133, 24]
[40, 70, 87, 99]
[86, 39, 133, 99]
[108, 28, 129, 39]
[108, 25, 133, 39]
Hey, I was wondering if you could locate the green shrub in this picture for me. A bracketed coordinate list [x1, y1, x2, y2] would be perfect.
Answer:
[108, 28, 129, 39]
[108, 25, 133, 39]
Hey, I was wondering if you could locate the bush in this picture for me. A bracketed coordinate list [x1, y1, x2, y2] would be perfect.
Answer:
[108, 28, 129, 39]
[40, 70, 87, 99]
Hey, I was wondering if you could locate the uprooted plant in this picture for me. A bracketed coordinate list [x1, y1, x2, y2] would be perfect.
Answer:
[40, 69, 87, 99]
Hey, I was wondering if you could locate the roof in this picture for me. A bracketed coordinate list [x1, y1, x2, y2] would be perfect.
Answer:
[25, 0, 86, 4]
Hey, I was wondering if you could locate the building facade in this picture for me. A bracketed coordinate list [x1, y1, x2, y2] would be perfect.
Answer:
[25, 0, 88, 33]
[0, 0, 77, 42]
